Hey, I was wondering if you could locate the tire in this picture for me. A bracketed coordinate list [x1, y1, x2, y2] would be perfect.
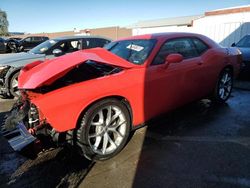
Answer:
[9, 71, 20, 98]
[76, 98, 131, 161]
[212, 68, 233, 103]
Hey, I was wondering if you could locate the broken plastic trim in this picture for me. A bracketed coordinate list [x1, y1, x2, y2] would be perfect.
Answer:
[1, 122, 36, 151]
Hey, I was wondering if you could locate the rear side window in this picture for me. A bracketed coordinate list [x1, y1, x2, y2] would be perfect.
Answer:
[32, 37, 42, 42]
[192, 38, 209, 55]
[24, 37, 31, 42]
[83, 38, 110, 49]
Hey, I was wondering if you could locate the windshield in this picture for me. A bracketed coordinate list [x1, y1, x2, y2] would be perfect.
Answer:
[236, 35, 250, 48]
[29, 39, 58, 54]
[104, 39, 156, 65]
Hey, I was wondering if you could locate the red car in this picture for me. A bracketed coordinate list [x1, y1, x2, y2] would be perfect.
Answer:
[3, 33, 241, 160]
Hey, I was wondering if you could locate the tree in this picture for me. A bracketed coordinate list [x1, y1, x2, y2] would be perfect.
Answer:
[0, 9, 9, 36]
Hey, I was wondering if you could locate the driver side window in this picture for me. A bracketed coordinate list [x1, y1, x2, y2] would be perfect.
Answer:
[56, 40, 82, 53]
[24, 37, 31, 42]
[151, 38, 198, 65]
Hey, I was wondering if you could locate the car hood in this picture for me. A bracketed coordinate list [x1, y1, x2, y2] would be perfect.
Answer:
[237, 47, 250, 61]
[0, 52, 45, 65]
[18, 48, 136, 89]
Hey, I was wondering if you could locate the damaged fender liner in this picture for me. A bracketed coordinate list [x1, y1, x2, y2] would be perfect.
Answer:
[18, 48, 136, 89]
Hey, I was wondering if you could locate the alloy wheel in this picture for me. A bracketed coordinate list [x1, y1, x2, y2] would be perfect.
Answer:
[88, 105, 127, 155]
[218, 71, 232, 100]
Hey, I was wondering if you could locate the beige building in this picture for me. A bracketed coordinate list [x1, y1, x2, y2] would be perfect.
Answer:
[11, 26, 132, 40]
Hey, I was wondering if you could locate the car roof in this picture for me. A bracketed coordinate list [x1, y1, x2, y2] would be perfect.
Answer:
[24, 36, 48, 38]
[118, 32, 207, 40]
[53, 35, 112, 41]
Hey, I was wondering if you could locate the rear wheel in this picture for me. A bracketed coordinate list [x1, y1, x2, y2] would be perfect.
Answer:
[9, 71, 20, 98]
[76, 99, 131, 161]
[213, 68, 233, 103]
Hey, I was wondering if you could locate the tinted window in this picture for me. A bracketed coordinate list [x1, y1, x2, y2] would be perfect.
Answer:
[152, 38, 198, 65]
[24, 37, 31, 42]
[192, 38, 209, 54]
[32, 37, 43, 42]
[55, 39, 81, 53]
[83, 38, 110, 49]
[236, 35, 250, 48]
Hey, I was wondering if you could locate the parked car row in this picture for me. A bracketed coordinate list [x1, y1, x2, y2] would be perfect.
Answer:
[0, 35, 111, 98]
[1, 32, 242, 161]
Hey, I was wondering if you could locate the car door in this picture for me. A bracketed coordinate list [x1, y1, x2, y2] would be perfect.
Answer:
[144, 37, 208, 120]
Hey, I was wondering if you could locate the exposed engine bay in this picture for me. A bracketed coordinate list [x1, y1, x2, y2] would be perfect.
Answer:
[34, 60, 122, 93]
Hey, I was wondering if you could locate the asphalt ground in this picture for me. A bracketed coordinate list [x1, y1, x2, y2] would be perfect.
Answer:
[0, 80, 250, 188]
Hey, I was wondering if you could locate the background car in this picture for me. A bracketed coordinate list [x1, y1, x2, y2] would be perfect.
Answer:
[0, 37, 23, 53]
[18, 36, 49, 52]
[0, 35, 111, 98]
[232, 34, 250, 79]
[2, 32, 241, 161]
[0, 37, 7, 53]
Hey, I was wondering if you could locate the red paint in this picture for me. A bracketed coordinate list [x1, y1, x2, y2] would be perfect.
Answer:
[19, 33, 241, 132]
[18, 48, 136, 89]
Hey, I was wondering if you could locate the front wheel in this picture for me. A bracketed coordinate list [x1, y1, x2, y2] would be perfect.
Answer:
[76, 99, 131, 161]
[212, 68, 233, 103]
[9, 71, 20, 98]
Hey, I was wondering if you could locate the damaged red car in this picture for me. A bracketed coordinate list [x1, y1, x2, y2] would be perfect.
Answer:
[2, 33, 241, 160]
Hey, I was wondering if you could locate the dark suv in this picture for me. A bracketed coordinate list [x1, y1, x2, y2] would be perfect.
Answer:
[18, 36, 49, 52]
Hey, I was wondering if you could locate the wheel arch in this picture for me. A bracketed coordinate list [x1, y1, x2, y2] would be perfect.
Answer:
[223, 64, 234, 76]
[5, 67, 21, 88]
[75, 95, 133, 130]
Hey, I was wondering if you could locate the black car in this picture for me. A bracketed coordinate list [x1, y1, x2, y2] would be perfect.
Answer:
[0, 35, 111, 98]
[18, 36, 49, 52]
[0, 37, 7, 53]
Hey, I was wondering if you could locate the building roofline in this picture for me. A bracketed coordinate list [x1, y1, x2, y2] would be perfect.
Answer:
[127, 14, 203, 29]
[205, 5, 250, 16]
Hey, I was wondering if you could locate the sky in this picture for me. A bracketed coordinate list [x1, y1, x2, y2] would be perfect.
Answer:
[1, 0, 250, 33]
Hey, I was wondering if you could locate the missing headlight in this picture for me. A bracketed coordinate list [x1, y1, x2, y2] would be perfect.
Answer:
[0, 66, 10, 78]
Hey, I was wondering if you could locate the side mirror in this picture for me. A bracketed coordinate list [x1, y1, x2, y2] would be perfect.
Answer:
[165, 53, 183, 65]
[231, 43, 236, 47]
[52, 49, 64, 57]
